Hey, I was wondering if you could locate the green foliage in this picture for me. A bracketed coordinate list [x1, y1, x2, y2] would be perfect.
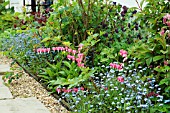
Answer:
[129, 0, 170, 101]
[0, 1, 15, 33]
[39, 60, 96, 89]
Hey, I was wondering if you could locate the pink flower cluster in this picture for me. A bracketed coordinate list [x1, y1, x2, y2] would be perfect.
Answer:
[35, 44, 85, 68]
[52, 46, 65, 51]
[36, 48, 50, 53]
[109, 49, 128, 71]
[56, 87, 84, 94]
[119, 49, 128, 62]
[163, 14, 170, 27]
[110, 63, 123, 70]
[66, 44, 85, 68]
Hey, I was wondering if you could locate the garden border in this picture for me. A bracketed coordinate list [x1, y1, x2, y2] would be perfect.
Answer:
[14, 59, 71, 111]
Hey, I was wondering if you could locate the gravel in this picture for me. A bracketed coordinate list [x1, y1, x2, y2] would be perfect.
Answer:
[0, 54, 69, 113]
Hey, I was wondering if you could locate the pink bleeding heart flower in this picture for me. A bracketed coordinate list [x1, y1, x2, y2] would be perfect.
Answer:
[65, 46, 68, 51]
[120, 49, 128, 58]
[117, 64, 123, 70]
[163, 17, 167, 24]
[47, 48, 50, 53]
[56, 47, 60, 51]
[77, 63, 84, 67]
[56, 88, 61, 94]
[72, 88, 79, 93]
[72, 50, 77, 55]
[66, 89, 72, 93]
[76, 58, 82, 63]
[42, 48, 47, 53]
[78, 43, 84, 49]
[164, 14, 170, 20]
[52, 47, 56, 51]
[166, 22, 170, 27]
[78, 53, 84, 59]
[68, 48, 72, 53]
[67, 54, 72, 60]
[70, 56, 75, 61]
[117, 76, 124, 82]
[61, 47, 65, 51]
[80, 87, 84, 91]
[36, 48, 41, 53]
[110, 63, 117, 68]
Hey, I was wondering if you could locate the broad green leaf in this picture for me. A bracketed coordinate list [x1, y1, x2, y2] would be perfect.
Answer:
[159, 78, 169, 85]
[58, 71, 65, 76]
[160, 50, 168, 54]
[153, 55, 164, 62]
[63, 61, 71, 69]
[146, 57, 152, 66]
[100, 58, 109, 62]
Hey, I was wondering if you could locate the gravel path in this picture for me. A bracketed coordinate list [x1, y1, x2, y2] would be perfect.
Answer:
[0, 54, 69, 113]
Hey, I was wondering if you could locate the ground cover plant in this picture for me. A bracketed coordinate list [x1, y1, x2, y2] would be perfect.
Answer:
[0, 0, 170, 112]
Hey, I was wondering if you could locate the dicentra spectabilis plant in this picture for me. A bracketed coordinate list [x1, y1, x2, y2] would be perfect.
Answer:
[35, 43, 86, 68]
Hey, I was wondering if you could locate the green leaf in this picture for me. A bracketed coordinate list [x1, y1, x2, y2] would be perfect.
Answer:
[58, 71, 65, 76]
[53, 36, 61, 41]
[100, 58, 108, 62]
[153, 55, 164, 62]
[159, 78, 169, 85]
[146, 57, 152, 66]
[140, 0, 145, 8]
[63, 61, 71, 69]
[160, 50, 168, 54]
[62, 41, 72, 47]
[41, 37, 52, 43]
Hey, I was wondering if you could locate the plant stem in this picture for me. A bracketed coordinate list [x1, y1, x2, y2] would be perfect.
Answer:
[135, 0, 143, 11]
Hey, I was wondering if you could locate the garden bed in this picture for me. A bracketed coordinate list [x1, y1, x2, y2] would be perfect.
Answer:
[0, 0, 170, 112]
